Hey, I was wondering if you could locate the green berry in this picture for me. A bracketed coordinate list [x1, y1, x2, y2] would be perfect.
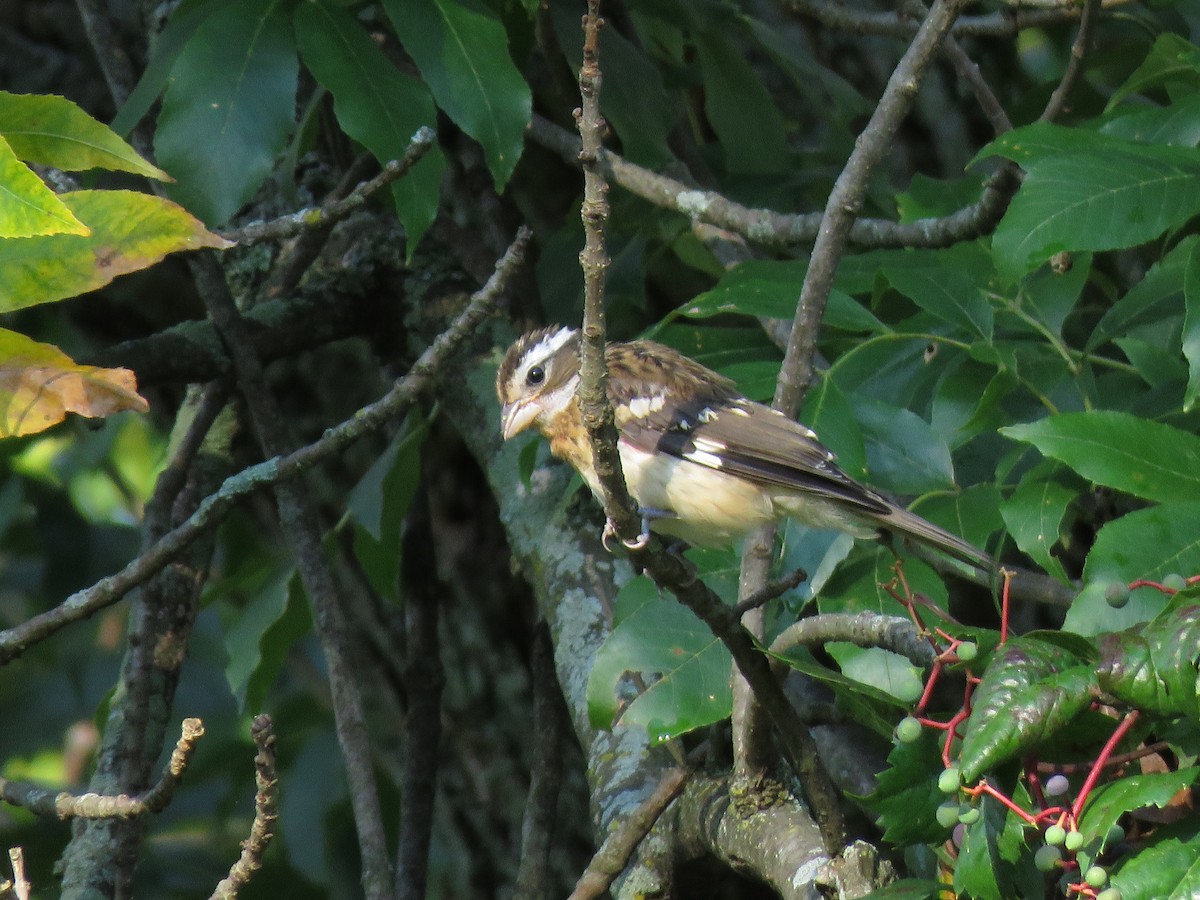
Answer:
[1044, 774, 1070, 797]
[958, 804, 981, 825]
[1085, 865, 1108, 888]
[1064, 829, 1084, 852]
[957, 641, 978, 662]
[894, 716, 923, 744]
[1104, 581, 1130, 608]
[1034, 844, 1062, 871]
[936, 802, 960, 829]
[938, 767, 962, 794]
[1096, 889, 1121, 900]
[1044, 824, 1066, 846]
[1105, 824, 1126, 846]
[1163, 573, 1187, 592]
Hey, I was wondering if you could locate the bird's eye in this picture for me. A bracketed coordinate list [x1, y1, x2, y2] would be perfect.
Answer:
[526, 365, 545, 386]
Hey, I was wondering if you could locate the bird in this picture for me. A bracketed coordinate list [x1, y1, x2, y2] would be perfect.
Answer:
[496, 325, 992, 569]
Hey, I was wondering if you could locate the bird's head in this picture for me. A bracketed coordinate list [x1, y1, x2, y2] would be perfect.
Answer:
[496, 326, 582, 440]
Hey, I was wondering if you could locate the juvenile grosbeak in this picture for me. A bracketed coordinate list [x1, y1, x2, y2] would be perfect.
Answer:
[496, 325, 991, 569]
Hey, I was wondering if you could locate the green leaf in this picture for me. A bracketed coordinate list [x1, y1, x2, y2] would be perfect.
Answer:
[110, 0, 230, 136]
[825, 644, 923, 703]
[854, 398, 955, 495]
[0, 91, 168, 179]
[0, 190, 230, 312]
[1078, 766, 1200, 844]
[876, 244, 995, 341]
[1090, 239, 1192, 351]
[385, 0, 529, 190]
[1108, 34, 1200, 110]
[862, 731, 947, 844]
[295, 1, 444, 252]
[1097, 596, 1200, 719]
[587, 581, 731, 743]
[155, 0, 298, 225]
[953, 794, 1011, 900]
[999, 464, 1079, 582]
[1101, 94, 1200, 148]
[802, 375, 868, 481]
[694, 30, 788, 175]
[985, 124, 1200, 275]
[348, 412, 427, 599]
[0, 134, 88, 237]
[550, 4, 673, 167]
[960, 635, 1097, 782]
[1067, 503, 1200, 635]
[1178, 238, 1200, 410]
[223, 566, 310, 711]
[1001, 411, 1200, 504]
[1110, 819, 1200, 900]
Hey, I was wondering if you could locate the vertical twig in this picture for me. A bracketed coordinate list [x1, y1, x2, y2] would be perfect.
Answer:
[575, 0, 642, 545]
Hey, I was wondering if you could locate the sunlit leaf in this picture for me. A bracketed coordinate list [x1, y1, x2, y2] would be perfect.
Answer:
[0, 328, 148, 437]
[0, 134, 87, 238]
[0, 190, 230, 312]
[0, 91, 168, 179]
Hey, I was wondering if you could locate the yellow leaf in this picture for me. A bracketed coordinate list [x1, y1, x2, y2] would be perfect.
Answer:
[0, 329, 149, 438]
[0, 189, 232, 312]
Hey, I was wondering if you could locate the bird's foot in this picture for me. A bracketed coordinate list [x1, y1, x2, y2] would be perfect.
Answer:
[601, 508, 669, 552]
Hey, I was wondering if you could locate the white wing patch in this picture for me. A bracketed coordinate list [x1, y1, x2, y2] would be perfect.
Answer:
[627, 393, 667, 419]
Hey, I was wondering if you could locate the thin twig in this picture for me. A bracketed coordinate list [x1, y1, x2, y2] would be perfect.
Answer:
[209, 715, 278, 900]
[219, 129, 435, 245]
[0, 719, 204, 819]
[7, 848, 29, 900]
[567, 767, 689, 900]
[729, 568, 808, 619]
[769, 612, 936, 669]
[1039, 0, 1102, 122]
[0, 229, 532, 665]
[787, 0, 1122, 39]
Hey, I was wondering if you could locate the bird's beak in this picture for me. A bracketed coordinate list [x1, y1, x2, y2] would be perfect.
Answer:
[500, 400, 540, 440]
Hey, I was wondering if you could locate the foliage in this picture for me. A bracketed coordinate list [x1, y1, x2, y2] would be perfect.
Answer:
[4, 0, 1200, 898]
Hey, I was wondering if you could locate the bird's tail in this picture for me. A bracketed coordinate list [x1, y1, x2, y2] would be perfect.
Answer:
[874, 504, 994, 571]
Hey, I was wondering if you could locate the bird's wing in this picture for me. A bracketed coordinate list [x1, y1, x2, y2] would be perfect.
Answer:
[617, 390, 893, 519]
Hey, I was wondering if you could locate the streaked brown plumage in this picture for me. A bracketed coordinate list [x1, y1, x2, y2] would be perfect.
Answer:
[497, 325, 992, 568]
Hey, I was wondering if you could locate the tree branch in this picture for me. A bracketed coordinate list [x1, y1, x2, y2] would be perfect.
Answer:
[208, 715, 279, 900]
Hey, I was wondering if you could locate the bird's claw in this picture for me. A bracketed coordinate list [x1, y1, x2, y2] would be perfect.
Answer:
[602, 511, 656, 552]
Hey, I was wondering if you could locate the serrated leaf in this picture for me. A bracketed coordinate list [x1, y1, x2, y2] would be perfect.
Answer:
[0, 328, 148, 437]
[855, 398, 955, 495]
[999, 466, 1078, 581]
[0, 91, 168, 179]
[861, 731, 947, 844]
[385, 0, 529, 190]
[155, 0, 297, 225]
[1101, 94, 1200, 148]
[295, 1, 444, 253]
[1097, 596, 1200, 719]
[984, 124, 1200, 275]
[587, 587, 731, 743]
[953, 795, 1009, 900]
[1002, 412, 1200, 504]
[960, 636, 1096, 782]
[0, 190, 230, 312]
[1079, 767, 1200, 843]
[0, 134, 87, 238]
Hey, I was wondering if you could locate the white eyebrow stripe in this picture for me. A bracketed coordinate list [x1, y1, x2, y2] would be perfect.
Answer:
[526, 327, 577, 363]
